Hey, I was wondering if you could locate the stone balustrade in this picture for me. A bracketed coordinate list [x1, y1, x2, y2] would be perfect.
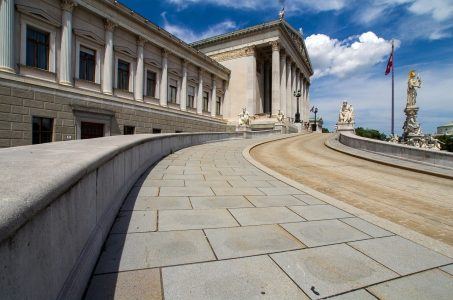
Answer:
[339, 131, 453, 168]
[0, 132, 252, 299]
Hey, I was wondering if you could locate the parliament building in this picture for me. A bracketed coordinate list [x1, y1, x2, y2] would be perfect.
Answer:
[0, 0, 312, 147]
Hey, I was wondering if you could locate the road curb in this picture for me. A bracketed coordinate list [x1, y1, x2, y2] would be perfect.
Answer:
[242, 134, 453, 259]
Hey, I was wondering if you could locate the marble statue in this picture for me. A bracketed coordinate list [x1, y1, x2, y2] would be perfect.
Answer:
[407, 70, 422, 108]
[338, 101, 354, 124]
[279, 8, 285, 20]
[238, 107, 251, 126]
[277, 110, 284, 123]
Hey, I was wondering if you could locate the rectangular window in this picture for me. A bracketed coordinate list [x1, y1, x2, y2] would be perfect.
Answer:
[146, 71, 156, 97]
[175, 130, 183, 133]
[79, 46, 96, 82]
[32, 116, 53, 144]
[26, 26, 49, 70]
[168, 79, 177, 103]
[152, 128, 161, 134]
[187, 86, 195, 108]
[81, 122, 104, 139]
[123, 125, 135, 135]
[203, 91, 209, 112]
[216, 96, 221, 115]
[117, 59, 130, 90]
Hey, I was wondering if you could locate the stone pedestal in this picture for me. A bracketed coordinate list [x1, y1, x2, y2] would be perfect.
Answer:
[236, 125, 251, 132]
[274, 123, 286, 134]
[403, 106, 422, 142]
[336, 122, 355, 132]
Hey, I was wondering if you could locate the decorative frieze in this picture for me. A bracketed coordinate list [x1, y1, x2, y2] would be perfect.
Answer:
[210, 46, 256, 62]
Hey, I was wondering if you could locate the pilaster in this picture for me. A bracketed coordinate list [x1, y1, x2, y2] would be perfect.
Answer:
[280, 52, 287, 117]
[102, 19, 116, 95]
[197, 68, 203, 115]
[245, 46, 256, 116]
[270, 41, 280, 115]
[134, 36, 145, 101]
[159, 49, 169, 107]
[286, 58, 292, 121]
[211, 76, 217, 117]
[59, 0, 77, 86]
[180, 60, 187, 111]
[0, 0, 15, 73]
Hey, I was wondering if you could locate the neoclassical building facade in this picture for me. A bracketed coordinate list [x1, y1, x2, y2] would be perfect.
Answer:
[193, 20, 313, 126]
[0, 0, 312, 147]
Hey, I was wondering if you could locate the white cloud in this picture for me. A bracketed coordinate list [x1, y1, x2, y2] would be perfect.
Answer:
[305, 32, 395, 79]
[310, 64, 453, 134]
[160, 12, 237, 43]
[165, 0, 350, 12]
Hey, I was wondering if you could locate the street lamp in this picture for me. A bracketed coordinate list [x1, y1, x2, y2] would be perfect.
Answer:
[310, 106, 318, 132]
[293, 89, 301, 123]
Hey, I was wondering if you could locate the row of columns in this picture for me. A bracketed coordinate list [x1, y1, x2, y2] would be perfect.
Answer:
[271, 41, 310, 122]
[0, 0, 221, 116]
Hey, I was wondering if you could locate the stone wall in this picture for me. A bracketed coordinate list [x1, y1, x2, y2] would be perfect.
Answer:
[339, 131, 453, 168]
[0, 132, 243, 299]
[0, 77, 228, 148]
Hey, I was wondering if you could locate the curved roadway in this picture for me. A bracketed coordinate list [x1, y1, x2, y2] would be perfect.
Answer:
[251, 133, 453, 245]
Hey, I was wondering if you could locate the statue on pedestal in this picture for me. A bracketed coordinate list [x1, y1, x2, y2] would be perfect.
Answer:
[276, 110, 284, 124]
[336, 101, 355, 132]
[403, 70, 423, 142]
[238, 107, 250, 126]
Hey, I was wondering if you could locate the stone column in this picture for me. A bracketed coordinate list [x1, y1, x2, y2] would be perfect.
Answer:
[180, 60, 187, 111]
[280, 53, 287, 117]
[197, 68, 203, 115]
[286, 59, 292, 121]
[270, 41, 280, 116]
[291, 64, 296, 121]
[134, 36, 145, 101]
[0, 0, 15, 73]
[295, 69, 300, 118]
[102, 20, 116, 95]
[159, 49, 168, 107]
[245, 46, 256, 116]
[211, 76, 217, 117]
[59, 0, 76, 86]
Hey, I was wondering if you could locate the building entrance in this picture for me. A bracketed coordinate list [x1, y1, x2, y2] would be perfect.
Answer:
[81, 122, 104, 139]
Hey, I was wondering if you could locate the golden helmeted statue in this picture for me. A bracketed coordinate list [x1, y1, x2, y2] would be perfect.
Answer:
[406, 70, 422, 108]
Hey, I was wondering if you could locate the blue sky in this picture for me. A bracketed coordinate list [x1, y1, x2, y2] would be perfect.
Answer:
[123, 0, 453, 134]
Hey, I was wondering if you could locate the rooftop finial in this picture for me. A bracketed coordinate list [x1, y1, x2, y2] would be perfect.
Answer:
[279, 7, 285, 20]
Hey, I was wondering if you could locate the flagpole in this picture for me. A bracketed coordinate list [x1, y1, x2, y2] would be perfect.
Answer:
[391, 40, 395, 136]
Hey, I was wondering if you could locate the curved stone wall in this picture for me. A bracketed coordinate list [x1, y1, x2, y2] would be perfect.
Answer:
[339, 131, 453, 168]
[0, 132, 243, 299]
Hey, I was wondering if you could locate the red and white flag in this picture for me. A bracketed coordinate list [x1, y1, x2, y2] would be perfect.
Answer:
[385, 45, 394, 75]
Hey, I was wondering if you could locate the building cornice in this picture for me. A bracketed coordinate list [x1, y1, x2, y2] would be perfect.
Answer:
[77, 0, 230, 78]
[209, 46, 256, 62]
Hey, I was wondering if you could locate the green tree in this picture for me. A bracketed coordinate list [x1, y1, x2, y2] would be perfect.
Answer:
[322, 128, 330, 133]
[436, 135, 453, 152]
[355, 127, 387, 141]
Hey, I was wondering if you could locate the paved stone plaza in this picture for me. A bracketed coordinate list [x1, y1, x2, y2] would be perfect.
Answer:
[85, 139, 453, 299]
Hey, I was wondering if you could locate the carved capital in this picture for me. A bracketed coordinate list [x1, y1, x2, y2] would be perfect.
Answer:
[181, 59, 188, 67]
[104, 19, 117, 31]
[162, 48, 170, 57]
[137, 36, 146, 47]
[61, 0, 77, 12]
[270, 40, 280, 51]
[244, 46, 256, 56]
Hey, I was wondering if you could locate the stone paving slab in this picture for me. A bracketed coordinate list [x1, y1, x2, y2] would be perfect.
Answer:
[110, 211, 157, 233]
[159, 186, 214, 197]
[349, 236, 453, 275]
[246, 195, 307, 207]
[292, 194, 326, 205]
[281, 219, 371, 247]
[121, 196, 191, 211]
[190, 196, 253, 209]
[227, 179, 274, 188]
[330, 289, 377, 300]
[184, 180, 231, 187]
[341, 217, 394, 238]
[290, 204, 353, 220]
[211, 187, 265, 196]
[205, 224, 305, 259]
[367, 269, 453, 300]
[158, 209, 239, 231]
[136, 179, 185, 187]
[85, 269, 162, 300]
[271, 244, 398, 299]
[258, 187, 303, 195]
[94, 230, 215, 274]
[440, 264, 453, 275]
[129, 186, 159, 197]
[229, 207, 304, 226]
[162, 255, 309, 300]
